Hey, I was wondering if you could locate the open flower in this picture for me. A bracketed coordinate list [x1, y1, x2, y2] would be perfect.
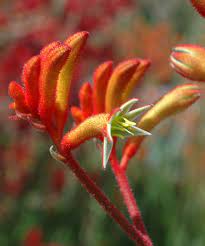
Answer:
[61, 98, 151, 168]
[103, 98, 151, 168]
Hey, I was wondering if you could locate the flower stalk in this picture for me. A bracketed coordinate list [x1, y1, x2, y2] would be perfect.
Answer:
[59, 151, 151, 246]
[8, 29, 202, 246]
[110, 149, 149, 235]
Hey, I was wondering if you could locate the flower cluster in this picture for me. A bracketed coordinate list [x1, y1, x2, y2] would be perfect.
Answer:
[8, 30, 201, 171]
[61, 58, 152, 167]
[9, 32, 88, 146]
[8, 28, 201, 245]
[8, 32, 153, 168]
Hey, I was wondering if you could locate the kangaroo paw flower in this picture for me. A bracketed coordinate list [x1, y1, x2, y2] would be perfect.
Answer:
[54, 31, 89, 137]
[93, 61, 113, 114]
[39, 43, 71, 127]
[170, 44, 205, 81]
[71, 106, 84, 125]
[8, 81, 29, 114]
[61, 99, 151, 169]
[121, 59, 151, 103]
[22, 55, 40, 117]
[122, 84, 200, 165]
[103, 99, 151, 168]
[105, 59, 139, 113]
[79, 82, 93, 119]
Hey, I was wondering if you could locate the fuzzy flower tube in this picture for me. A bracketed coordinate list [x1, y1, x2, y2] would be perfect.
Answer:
[170, 44, 205, 81]
[8, 30, 201, 246]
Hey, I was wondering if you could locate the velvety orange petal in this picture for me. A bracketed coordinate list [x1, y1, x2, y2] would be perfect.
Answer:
[8, 81, 29, 114]
[70, 106, 84, 125]
[79, 82, 93, 119]
[93, 61, 113, 114]
[61, 113, 109, 156]
[54, 32, 89, 138]
[105, 59, 139, 113]
[38, 43, 71, 127]
[22, 55, 40, 117]
[121, 59, 151, 103]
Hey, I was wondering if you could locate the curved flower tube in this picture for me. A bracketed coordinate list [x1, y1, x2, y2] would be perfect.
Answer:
[61, 98, 151, 168]
[170, 44, 205, 82]
[121, 84, 200, 169]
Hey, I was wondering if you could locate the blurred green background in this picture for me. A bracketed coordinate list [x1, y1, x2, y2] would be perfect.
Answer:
[1, 0, 205, 245]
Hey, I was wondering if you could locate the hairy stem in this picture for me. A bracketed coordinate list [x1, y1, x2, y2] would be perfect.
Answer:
[63, 152, 151, 245]
[110, 150, 153, 246]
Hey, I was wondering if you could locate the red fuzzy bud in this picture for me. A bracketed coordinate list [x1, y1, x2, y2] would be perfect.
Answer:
[170, 44, 205, 81]
[8, 81, 29, 114]
[54, 31, 89, 138]
[122, 84, 200, 169]
[61, 113, 109, 156]
[71, 106, 84, 124]
[121, 59, 151, 103]
[93, 61, 113, 114]
[105, 59, 139, 113]
[38, 43, 71, 127]
[79, 82, 93, 119]
[22, 55, 40, 117]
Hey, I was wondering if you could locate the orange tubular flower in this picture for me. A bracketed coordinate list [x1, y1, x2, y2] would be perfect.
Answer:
[190, 0, 205, 17]
[105, 59, 139, 113]
[170, 44, 205, 81]
[22, 55, 40, 117]
[121, 59, 151, 103]
[8, 31, 89, 145]
[70, 106, 84, 125]
[93, 61, 113, 114]
[60, 55, 152, 168]
[121, 84, 200, 169]
[38, 43, 71, 127]
[8, 81, 29, 115]
[79, 82, 93, 119]
[9, 29, 203, 245]
[61, 99, 151, 168]
[54, 31, 89, 139]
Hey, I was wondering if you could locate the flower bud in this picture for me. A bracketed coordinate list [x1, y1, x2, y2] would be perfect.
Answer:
[54, 32, 89, 137]
[105, 59, 139, 113]
[22, 55, 40, 117]
[190, 0, 205, 17]
[93, 61, 113, 114]
[121, 59, 151, 103]
[170, 44, 205, 81]
[61, 113, 109, 156]
[122, 84, 200, 168]
[70, 106, 84, 125]
[137, 84, 200, 131]
[38, 43, 71, 126]
[8, 81, 29, 114]
[79, 82, 93, 118]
